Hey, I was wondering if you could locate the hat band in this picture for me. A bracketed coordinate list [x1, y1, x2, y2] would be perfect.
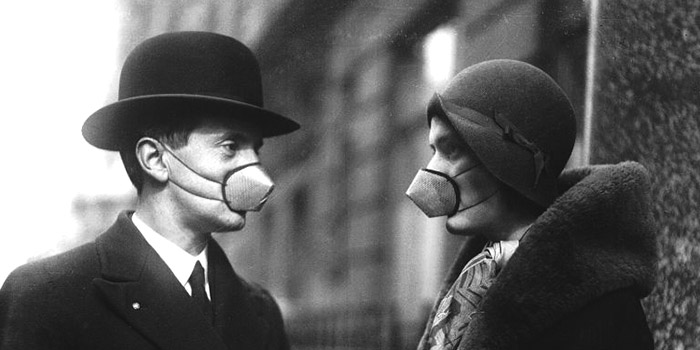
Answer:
[434, 93, 549, 188]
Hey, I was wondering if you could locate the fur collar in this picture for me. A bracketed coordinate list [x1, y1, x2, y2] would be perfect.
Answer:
[419, 161, 657, 349]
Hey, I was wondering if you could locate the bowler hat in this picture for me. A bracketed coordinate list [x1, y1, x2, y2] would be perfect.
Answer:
[428, 59, 576, 207]
[83, 31, 299, 150]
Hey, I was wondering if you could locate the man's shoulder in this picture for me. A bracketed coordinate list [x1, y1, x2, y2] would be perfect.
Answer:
[3, 211, 136, 291]
[233, 276, 286, 326]
[3, 241, 98, 293]
[238, 276, 280, 307]
[208, 240, 283, 313]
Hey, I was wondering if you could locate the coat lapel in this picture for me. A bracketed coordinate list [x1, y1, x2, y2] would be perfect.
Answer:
[92, 212, 229, 350]
[208, 241, 268, 349]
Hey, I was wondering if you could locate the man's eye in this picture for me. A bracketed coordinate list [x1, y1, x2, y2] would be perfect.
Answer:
[222, 141, 238, 152]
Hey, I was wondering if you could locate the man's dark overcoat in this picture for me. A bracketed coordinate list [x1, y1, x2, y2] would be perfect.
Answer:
[417, 162, 658, 349]
[0, 212, 288, 350]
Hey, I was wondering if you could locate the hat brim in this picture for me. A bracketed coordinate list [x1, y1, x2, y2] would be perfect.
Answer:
[82, 94, 300, 150]
[439, 105, 559, 208]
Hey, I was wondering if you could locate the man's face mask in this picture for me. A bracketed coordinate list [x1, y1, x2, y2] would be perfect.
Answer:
[405, 163, 500, 217]
[162, 145, 274, 212]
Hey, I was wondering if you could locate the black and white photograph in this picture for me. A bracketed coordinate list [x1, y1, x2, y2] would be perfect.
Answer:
[0, 0, 697, 349]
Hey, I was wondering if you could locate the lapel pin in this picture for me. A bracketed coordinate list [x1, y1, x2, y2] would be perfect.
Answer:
[132, 302, 141, 310]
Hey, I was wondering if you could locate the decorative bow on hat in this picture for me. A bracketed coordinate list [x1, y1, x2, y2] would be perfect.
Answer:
[492, 113, 548, 188]
[436, 94, 549, 189]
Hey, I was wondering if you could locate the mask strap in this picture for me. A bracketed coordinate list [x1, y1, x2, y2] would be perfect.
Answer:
[169, 177, 225, 202]
[454, 188, 500, 214]
[161, 144, 224, 185]
[160, 144, 226, 202]
[449, 163, 486, 215]
[452, 162, 484, 179]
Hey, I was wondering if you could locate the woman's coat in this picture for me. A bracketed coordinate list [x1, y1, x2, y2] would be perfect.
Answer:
[418, 161, 657, 350]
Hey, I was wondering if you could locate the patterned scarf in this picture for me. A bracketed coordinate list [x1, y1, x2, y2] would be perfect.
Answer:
[427, 240, 519, 350]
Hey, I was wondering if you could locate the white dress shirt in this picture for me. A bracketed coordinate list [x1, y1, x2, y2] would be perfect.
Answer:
[131, 213, 211, 300]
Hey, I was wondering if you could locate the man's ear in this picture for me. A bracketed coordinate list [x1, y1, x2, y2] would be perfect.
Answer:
[135, 137, 169, 184]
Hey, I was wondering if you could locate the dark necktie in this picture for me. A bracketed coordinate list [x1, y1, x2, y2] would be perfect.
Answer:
[189, 261, 213, 323]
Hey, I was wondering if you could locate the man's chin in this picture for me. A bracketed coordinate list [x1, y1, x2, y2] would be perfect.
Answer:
[213, 223, 245, 233]
[211, 211, 246, 233]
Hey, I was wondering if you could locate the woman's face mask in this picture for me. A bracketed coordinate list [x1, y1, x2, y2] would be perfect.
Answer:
[405, 163, 500, 217]
[162, 145, 274, 212]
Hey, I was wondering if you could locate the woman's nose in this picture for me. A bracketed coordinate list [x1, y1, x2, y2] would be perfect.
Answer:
[425, 154, 448, 173]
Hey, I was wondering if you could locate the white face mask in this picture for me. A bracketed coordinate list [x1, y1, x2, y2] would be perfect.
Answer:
[162, 146, 274, 212]
[405, 164, 499, 217]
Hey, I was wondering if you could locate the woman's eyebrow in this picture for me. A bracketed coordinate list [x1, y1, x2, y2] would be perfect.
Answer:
[430, 133, 450, 149]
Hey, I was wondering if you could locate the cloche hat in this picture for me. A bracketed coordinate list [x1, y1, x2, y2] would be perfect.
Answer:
[82, 31, 299, 150]
[428, 59, 576, 207]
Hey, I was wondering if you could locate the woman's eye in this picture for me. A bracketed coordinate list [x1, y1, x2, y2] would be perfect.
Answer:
[442, 141, 458, 157]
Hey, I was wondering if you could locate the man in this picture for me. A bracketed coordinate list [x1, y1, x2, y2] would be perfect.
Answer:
[406, 59, 656, 349]
[0, 31, 298, 350]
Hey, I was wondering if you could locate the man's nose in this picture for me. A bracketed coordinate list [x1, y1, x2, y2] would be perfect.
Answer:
[239, 148, 261, 164]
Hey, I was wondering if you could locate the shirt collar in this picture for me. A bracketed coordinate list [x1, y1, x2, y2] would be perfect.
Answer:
[131, 213, 209, 288]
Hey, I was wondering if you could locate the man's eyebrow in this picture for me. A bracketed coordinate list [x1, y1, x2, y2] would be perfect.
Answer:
[220, 131, 263, 149]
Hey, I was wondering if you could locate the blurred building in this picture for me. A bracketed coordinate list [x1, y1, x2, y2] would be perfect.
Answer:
[73, 0, 589, 348]
[253, 1, 588, 348]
